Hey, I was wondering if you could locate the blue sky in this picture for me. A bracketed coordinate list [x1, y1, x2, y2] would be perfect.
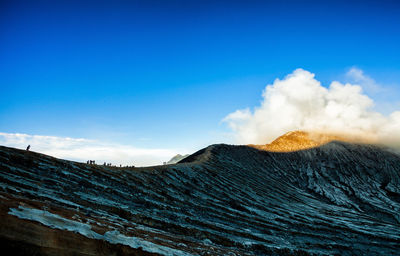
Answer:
[1, 0, 400, 165]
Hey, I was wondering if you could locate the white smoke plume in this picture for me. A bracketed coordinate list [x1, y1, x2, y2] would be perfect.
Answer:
[224, 69, 400, 147]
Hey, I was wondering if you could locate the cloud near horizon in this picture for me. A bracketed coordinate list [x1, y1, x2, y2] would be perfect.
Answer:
[224, 68, 400, 147]
[0, 132, 180, 166]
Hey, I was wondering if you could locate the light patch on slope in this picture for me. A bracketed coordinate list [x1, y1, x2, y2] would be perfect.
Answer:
[8, 206, 98, 239]
[224, 69, 400, 148]
[8, 206, 191, 256]
[0, 132, 181, 166]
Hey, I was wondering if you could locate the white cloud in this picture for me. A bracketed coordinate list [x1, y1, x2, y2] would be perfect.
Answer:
[224, 68, 400, 147]
[0, 132, 181, 167]
[345, 67, 383, 94]
[345, 67, 400, 116]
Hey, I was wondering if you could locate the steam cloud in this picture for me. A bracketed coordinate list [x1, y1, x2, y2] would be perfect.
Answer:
[224, 69, 400, 147]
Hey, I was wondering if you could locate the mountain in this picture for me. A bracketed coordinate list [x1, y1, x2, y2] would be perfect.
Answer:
[166, 154, 189, 164]
[249, 130, 362, 152]
[0, 134, 400, 255]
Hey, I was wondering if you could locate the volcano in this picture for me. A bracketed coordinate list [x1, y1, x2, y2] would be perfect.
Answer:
[0, 132, 399, 255]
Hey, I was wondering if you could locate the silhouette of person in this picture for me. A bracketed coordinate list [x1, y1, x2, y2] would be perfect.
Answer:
[26, 145, 30, 151]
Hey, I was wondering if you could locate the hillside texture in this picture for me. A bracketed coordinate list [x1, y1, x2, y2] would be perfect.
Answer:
[0, 141, 400, 255]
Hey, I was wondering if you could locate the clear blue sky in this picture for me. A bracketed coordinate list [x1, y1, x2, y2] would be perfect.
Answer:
[1, 0, 400, 152]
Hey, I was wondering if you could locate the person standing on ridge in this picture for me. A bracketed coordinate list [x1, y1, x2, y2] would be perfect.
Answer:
[26, 145, 30, 151]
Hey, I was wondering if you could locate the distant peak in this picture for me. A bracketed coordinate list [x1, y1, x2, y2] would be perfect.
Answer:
[249, 130, 364, 152]
[167, 154, 190, 164]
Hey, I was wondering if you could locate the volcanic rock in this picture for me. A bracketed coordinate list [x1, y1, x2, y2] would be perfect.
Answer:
[0, 137, 399, 255]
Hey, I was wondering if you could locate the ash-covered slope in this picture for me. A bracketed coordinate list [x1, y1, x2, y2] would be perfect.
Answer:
[0, 141, 400, 255]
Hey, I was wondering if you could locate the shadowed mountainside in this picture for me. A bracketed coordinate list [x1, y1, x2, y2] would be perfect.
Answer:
[0, 139, 400, 255]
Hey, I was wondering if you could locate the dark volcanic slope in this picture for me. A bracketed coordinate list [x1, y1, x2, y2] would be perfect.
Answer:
[0, 142, 400, 256]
